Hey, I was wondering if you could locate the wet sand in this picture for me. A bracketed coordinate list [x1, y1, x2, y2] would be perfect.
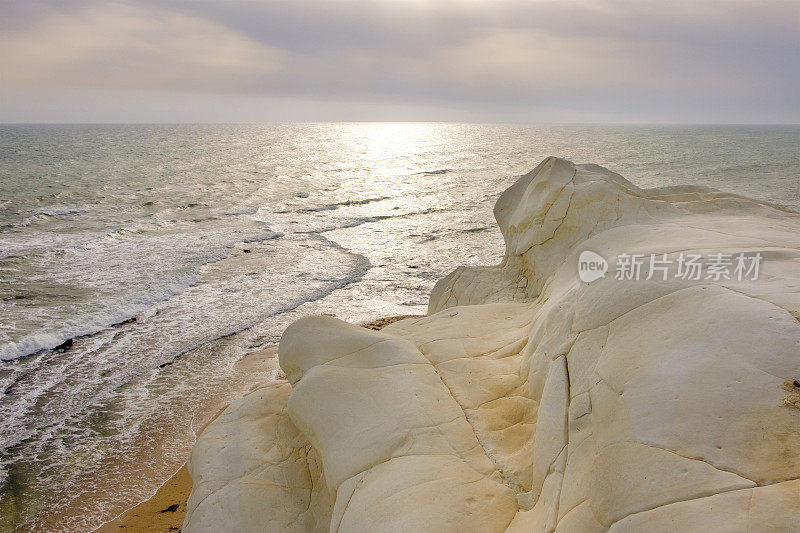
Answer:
[95, 466, 191, 533]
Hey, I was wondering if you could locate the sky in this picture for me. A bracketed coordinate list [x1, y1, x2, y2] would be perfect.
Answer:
[1, 0, 798, 124]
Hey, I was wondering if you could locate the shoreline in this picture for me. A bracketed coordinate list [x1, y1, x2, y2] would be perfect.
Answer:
[91, 356, 270, 533]
[93, 314, 423, 532]
[95, 465, 192, 533]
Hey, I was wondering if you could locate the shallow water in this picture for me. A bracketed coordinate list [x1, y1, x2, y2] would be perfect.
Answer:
[0, 123, 798, 531]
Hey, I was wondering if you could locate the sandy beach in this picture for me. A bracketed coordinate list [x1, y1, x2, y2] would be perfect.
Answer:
[96, 466, 191, 533]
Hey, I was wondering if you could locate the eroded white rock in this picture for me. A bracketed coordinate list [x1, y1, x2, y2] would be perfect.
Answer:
[184, 382, 332, 532]
[184, 158, 800, 532]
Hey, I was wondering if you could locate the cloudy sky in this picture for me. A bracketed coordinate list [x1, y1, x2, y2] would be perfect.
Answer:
[1, 0, 798, 123]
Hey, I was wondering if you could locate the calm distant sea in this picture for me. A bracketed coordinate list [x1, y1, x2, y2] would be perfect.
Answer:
[1, 123, 798, 530]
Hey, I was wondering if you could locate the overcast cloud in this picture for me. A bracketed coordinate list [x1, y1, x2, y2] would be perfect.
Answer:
[1, 0, 798, 123]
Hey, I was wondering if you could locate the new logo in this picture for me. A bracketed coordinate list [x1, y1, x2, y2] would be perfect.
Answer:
[578, 251, 608, 283]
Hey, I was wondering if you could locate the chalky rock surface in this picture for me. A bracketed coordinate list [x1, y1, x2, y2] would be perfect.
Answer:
[184, 158, 800, 532]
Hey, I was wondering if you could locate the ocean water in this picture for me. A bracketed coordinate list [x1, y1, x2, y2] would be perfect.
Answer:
[0, 123, 798, 531]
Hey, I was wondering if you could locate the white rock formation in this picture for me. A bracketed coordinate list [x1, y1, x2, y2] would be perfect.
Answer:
[184, 157, 800, 532]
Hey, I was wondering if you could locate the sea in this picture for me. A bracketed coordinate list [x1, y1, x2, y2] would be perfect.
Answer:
[1, 123, 798, 531]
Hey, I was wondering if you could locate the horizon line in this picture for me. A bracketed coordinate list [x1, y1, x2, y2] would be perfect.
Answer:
[2, 121, 799, 127]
